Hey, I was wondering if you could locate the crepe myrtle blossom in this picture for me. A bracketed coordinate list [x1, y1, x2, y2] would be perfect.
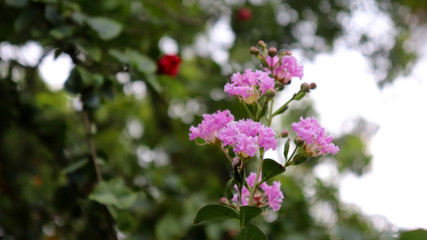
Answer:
[224, 69, 275, 104]
[292, 117, 339, 156]
[231, 172, 284, 211]
[218, 119, 277, 158]
[265, 55, 303, 84]
[189, 110, 234, 144]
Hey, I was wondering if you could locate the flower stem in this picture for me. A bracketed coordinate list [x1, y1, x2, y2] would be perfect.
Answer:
[285, 146, 299, 167]
[248, 149, 264, 205]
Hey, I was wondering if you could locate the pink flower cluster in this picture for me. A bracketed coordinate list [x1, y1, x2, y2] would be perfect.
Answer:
[218, 119, 277, 157]
[224, 69, 275, 104]
[265, 56, 303, 84]
[232, 172, 284, 211]
[292, 117, 339, 156]
[189, 110, 234, 143]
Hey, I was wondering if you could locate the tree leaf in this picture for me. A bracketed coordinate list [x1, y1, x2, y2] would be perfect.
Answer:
[262, 158, 285, 182]
[87, 17, 123, 40]
[61, 158, 88, 174]
[225, 178, 234, 200]
[292, 154, 310, 165]
[240, 206, 262, 227]
[400, 229, 427, 240]
[125, 48, 156, 74]
[89, 178, 138, 209]
[293, 91, 306, 101]
[234, 223, 268, 240]
[64, 68, 82, 94]
[283, 139, 290, 160]
[193, 204, 240, 224]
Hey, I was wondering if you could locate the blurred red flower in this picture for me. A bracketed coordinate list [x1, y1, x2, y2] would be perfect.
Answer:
[157, 54, 182, 77]
[237, 7, 252, 21]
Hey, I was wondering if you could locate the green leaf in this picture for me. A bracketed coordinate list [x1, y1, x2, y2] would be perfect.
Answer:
[225, 178, 234, 200]
[193, 204, 240, 224]
[5, 0, 28, 7]
[292, 154, 310, 165]
[240, 206, 262, 227]
[108, 49, 128, 63]
[234, 223, 268, 240]
[272, 105, 288, 117]
[262, 158, 285, 182]
[145, 74, 162, 94]
[61, 158, 88, 174]
[125, 49, 157, 74]
[89, 178, 138, 209]
[400, 229, 427, 240]
[49, 26, 73, 39]
[234, 165, 246, 192]
[64, 68, 83, 94]
[283, 139, 290, 160]
[293, 91, 306, 101]
[87, 17, 123, 40]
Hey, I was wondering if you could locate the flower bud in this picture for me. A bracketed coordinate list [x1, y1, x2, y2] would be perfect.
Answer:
[284, 50, 292, 56]
[294, 136, 304, 147]
[265, 89, 276, 98]
[310, 82, 317, 90]
[250, 46, 260, 55]
[232, 157, 240, 166]
[257, 40, 266, 48]
[280, 130, 289, 138]
[268, 47, 278, 57]
[300, 83, 310, 93]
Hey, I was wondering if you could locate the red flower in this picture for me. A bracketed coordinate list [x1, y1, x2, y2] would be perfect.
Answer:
[157, 54, 182, 77]
[237, 7, 252, 21]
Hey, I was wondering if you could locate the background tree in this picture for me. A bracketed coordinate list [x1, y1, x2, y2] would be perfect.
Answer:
[0, 0, 425, 239]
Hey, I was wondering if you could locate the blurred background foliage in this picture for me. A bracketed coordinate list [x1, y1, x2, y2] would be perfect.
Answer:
[0, 0, 426, 239]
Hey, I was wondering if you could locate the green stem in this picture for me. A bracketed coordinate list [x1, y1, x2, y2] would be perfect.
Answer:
[267, 98, 275, 126]
[285, 146, 299, 167]
[248, 149, 264, 205]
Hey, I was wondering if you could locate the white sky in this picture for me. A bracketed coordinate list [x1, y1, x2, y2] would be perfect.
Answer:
[305, 43, 427, 230]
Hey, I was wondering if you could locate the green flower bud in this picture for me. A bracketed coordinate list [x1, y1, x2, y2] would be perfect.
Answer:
[265, 89, 276, 98]
[294, 136, 304, 147]
[300, 83, 310, 93]
[280, 130, 289, 138]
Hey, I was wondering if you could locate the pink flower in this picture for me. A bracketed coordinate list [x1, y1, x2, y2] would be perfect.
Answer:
[218, 119, 277, 157]
[231, 172, 284, 211]
[224, 69, 275, 104]
[260, 181, 283, 211]
[291, 117, 339, 156]
[189, 110, 234, 143]
[265, 55, 303, 84]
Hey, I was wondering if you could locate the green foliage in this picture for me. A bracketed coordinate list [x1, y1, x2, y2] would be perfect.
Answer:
[234, 223, 268, 240]
[0, 0, 422, 239]
[239, 206, 262, 228]
[89, 178, 138, 209]
[261, 158, 286, 182]
[193, 205, 240, 224]
[399, 229, 427, 240]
